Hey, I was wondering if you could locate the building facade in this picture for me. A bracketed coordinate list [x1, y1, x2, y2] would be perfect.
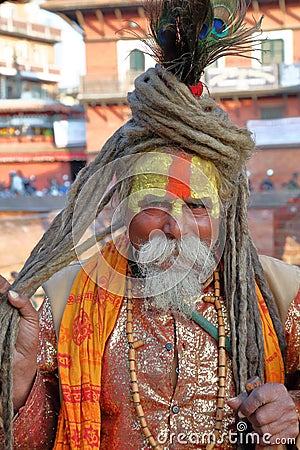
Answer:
[0, 2, 87, 191]
[0, 99, 86, 191]
[40, 0, 300, 262]
[209, 0, 300, 192]
[0, 1, 61, 100]
[41, 0, 151, 158]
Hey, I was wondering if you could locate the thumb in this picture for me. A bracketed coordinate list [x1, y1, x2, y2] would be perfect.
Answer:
[8, 290, 38, 322]
[227, 391, 248, 412]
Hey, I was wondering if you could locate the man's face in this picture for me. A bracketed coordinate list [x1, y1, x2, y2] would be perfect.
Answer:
[127, 152, 221, 250]
[123, 151, 221, 312]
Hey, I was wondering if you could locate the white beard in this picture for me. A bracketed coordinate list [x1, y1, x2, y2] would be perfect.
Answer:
[135, 235, 216, 315]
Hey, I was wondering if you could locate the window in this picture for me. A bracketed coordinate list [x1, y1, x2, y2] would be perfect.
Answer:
[129, 49, 145, 72]
[252, 30, 293, 68]
[6, 79, 20, 99]
[16, 42, 28, 62]
[117, 40, 155, 89]
[260, 106, 284, 120]
[261, 39, 284, 65]
[32, 44, 47, 66]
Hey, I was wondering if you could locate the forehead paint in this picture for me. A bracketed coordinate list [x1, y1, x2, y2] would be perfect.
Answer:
[166, 152, 191, 198]
[130, 153, 172, 193]
[190, 155, 220, 218]
[128, 152, 220, 218]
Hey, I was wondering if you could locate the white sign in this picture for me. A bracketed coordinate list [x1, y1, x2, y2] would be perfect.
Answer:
[247, 117, 300, 146]
[205, 66, 278, 91]
[53, 119, 86, 148]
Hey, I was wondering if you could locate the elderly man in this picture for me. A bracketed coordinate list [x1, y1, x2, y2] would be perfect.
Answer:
[0, 0, 300, 449]
[2, 147, 300, 449]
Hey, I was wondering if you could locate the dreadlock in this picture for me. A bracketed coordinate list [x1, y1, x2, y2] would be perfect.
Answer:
[0, 0, 286, 447]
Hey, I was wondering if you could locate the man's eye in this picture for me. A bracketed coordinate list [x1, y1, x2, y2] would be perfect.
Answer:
[188, 201, 205, 210]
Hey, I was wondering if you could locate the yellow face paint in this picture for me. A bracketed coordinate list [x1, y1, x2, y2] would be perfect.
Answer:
[170, 198, 184, 219]
[128, 152, 220, 218]
[190, 155, 220, 218]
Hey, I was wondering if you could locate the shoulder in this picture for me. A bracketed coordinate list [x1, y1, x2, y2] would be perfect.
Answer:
[259, 255, 300, 324]
[43, 262, 83, 336]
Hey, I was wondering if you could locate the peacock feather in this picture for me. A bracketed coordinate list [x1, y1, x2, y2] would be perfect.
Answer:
[145, 0, 263, 86]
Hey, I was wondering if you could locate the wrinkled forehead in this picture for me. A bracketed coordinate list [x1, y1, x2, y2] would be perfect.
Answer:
[129, 151, 220, 217]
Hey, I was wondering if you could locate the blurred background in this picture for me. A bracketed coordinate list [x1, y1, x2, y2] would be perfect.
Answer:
[0, 0, 299, 288]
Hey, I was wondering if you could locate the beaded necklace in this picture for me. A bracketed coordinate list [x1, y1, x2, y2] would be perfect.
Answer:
[202, 270, 227, 450]
[125, 270, 227, 450]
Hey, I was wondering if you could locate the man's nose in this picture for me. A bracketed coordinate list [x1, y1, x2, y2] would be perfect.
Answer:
[162, 213, 183, 240]
[162, 199, 183, 239]
[162, 199, 199, 239]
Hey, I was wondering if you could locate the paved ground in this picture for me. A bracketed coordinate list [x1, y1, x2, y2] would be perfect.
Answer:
[0, 209, 60, 282]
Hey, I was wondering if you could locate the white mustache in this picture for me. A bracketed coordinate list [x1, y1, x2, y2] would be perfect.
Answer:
[137, 235, 215, 281]
[135, 235, 216, 314]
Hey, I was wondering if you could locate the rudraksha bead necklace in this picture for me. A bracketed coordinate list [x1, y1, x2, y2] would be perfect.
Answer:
[201, 270, 227, 450]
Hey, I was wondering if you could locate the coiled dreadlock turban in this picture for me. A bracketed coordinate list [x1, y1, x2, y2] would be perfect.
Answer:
[0, 1, 286, 447]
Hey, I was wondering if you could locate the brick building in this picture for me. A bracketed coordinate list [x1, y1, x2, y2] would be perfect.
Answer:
[39, 0, 300, 263]
[41, 0, 151, 158]
[0, 99, 86, 190]
[0, 1, 87, 190]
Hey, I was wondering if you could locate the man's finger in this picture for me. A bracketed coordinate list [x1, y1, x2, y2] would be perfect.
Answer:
[227, 391, 248, 411]
[8, 290, 37, 321]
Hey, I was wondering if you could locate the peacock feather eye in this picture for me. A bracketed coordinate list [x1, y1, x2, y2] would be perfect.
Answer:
[198, 22, 210, 40]
[147, 0, 263, 86]
[212, 17, 229, 37]
[158, 28, 167, 44]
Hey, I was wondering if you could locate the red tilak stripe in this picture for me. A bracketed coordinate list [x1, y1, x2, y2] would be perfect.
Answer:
[166, 152, 191, 198]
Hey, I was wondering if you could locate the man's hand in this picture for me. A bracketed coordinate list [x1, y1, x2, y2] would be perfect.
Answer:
[0, 275, 39, 412]
[228, 382, 299, 448]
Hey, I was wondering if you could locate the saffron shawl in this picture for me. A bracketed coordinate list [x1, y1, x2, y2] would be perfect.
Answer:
[53, 239, 284, 449]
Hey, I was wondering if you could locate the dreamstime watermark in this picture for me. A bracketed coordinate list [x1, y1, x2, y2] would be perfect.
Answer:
[157, 421, 296, 447]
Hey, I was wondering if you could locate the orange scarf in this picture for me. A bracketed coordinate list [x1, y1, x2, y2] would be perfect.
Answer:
[54, 239, 284, 448]
[256, 285, 285, 383]
[54, 237, 129, 449]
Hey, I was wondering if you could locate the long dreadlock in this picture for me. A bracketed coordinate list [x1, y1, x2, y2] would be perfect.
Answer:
[0, 0, 286, 447]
